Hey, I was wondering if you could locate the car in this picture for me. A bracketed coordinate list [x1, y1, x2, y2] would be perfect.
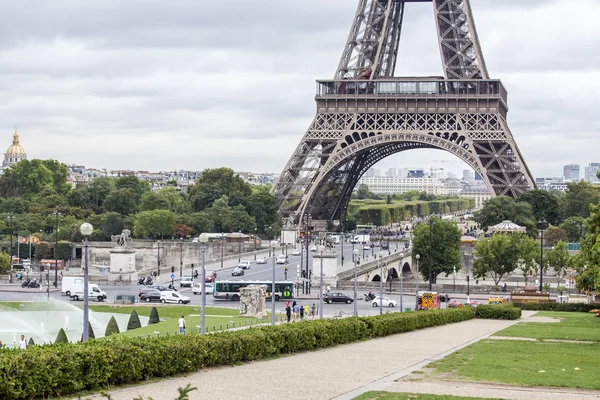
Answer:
[323, 292, 354, 304]
[180, 276, 194, 288]
[138, 287, 161, 298]
[372, 296, 397, 307]
[276, 255, 288, 264]
[238, 260, 251, 270]
[232, 267, 245, 276]
[447, 301, 462, 308]
[192, 282, 213, 295]
[363, 245, 371, 250]
[256, 257, 268, 264]
[160, 291, 191, 304]
[139, 289, 161, 303]
[147, 285, 176, 292]
[292, 249, 302, 256]
[205, 270, 217, 283]
[310, 246, 317, 252]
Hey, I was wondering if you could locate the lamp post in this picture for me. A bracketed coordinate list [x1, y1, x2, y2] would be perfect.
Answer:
[428, 217, 434, 291]
[254, 228, 257, 260]
[179, 238, 183, 278]
[353, 248, 359, 316]
[7, 215, 14, 283]
[52, 212, 61, 287]
[270, 240, 278, 325]
[415, 254, 420, 310]
[198, 233, 209, 334]
[378, 251, 384, 315]
[156, 240, 161, 278]
[537, 219, 548, 292]
[453, 265, 456, 291]
[399, 253, 404, 312]
[238, 230, 242, 262]
[79, 222, 93, 341]
[220, 234, 224, 269]
[304, 214, 311, 295]
[341, 225, 344, 266]
[318, 244, 325, 319]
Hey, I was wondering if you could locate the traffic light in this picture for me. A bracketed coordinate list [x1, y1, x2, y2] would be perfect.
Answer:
[466, 276, 470, 282]
[171, 266, 175, 273]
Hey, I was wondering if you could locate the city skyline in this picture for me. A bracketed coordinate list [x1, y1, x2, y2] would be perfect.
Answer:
[1, 0, 599, 177]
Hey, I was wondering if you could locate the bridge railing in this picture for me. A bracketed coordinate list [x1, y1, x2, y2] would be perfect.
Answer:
[337, 248, 412, 281]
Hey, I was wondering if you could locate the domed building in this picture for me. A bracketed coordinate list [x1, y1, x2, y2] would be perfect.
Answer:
[3, 127, 27, 168]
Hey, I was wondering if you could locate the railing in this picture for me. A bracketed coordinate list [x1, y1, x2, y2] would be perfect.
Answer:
[337, 248, 411, 281]
[316, 78, 507, 104]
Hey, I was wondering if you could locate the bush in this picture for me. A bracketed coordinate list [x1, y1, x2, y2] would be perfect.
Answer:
[27, 338, 35, 346]
[105, 316, 120, 336]
[127, 310, 142, 331]
[513, 302, 600, 312]
[149, 307, 160, 325]
[0, 308, 475, 399]
[476, 305, 521, 320]
[88, 322, 95, 340]
[55, 328, 68, 344]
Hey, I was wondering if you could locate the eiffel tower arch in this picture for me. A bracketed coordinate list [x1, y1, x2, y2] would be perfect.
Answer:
[273, 0, 536, 226]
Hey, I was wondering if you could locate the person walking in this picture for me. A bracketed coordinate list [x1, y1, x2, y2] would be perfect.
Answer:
[311, 303, 316, 319]
[285, 302, 291, 323]
[299, 303, 305, 319]
[19, 335, 27, 350]
[178, 315, 186, 334]
[292, 302, 300, 320]
[303, 304, 309, 318]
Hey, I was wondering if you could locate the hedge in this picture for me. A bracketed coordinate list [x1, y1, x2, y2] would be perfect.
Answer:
[0, 308, 475, 399]
[512, 302, 600, 312]
[475, 304, 521, 320]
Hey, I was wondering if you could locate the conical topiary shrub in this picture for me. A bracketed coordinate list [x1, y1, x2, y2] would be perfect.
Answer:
[149, 307, 160, 325]
[55, 328, 68, 344]
[127, 309, 142, 331]
[28, 337, 35, 346]
[88, 321, 96, 339]
[105, 316, 120, 336]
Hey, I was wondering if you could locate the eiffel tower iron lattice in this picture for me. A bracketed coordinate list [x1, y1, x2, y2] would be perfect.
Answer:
[272, 0, 535, 226]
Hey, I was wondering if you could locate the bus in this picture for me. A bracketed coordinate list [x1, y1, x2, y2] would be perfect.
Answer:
[213, 280, 294, 301]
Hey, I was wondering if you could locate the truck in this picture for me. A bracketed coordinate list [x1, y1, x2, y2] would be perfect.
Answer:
[351, 234, 370, 244]
[61, 276, 84, 297]
[70, 283, 107, 302]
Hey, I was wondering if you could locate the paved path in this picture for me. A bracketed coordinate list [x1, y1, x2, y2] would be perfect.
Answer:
[80, 310, 570, 400]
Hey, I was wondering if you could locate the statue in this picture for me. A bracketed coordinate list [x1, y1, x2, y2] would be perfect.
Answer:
[239, 285, 267, 318]
[111, 229, 132, 248]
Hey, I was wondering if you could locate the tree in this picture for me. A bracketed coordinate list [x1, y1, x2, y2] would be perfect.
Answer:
[3, 159, 70, 199]
[127, 309, 142, 330]
[411, 216, 461, 283]
[87, 321, 96, 340]
[149, 307, 160, 325]
[518, 189, 560, 225]
[0, 198, 31, 214]
[140, 191, 170, 211]
[28, 337, 35, 346]
[55, 328, 69, 343]
[544, 227, 567, 247]
[474, 196, 536, 234]
[188, 168, 252, 211]
[473, 234, 521, 285]
[355, 183, 380, 200]
[517, 235, 539, 282]
[102, 212, 124, 238]
[114, 175, 150, 203]
[575, 201, 600, 292]
[561, 181, 600, 219]
[54, 241, 72, 260]
[173, 224, 191, 238]
[35, 241, 52, 260]
[559, 216, 587, 242]
[0, 252, 10, 274]
[105, 316, 120, 336]
[244, 186, 279, 235]
[203, 195, 256, 233]
[133, 210, 176, 238]
[103, 188, 138, 216]
[545, 241, 571, 286]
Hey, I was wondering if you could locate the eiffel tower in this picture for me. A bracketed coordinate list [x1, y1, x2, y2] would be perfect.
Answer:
[273, 0, 535, 226]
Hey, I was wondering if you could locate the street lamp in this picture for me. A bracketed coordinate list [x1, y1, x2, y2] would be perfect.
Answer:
[238, 230, 242, 262]
[51, 211, 62, 288]
[318, 244, 325, 319]
[353, 248, 359, 317]
[254, 228, 258, 260]
[270, 240, 278, 325]
[179, 238, 183, 278]
[428, 217, 434, 291]
[7, 215, 14, 283]
[198, 233, 209, 334]
[453, 265, 456, 291]
[156, 240, 161, 279]
[415, 254, 420, 310]
[399, 253, 404, 312]
[79, 222, 93, 342]
[378, 251, 385, 315]
[537, 219, 548, 292]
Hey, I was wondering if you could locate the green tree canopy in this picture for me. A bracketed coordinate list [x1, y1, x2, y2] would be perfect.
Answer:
[561, 181, 600, 219]
[355, 183, 381, 200]
[103, 188, 138, 216]
[518, 189, 560, 225]
[133, 210, 176, 238]
[544, 227, 567, 246]
[244, 186, 279, 235]
[411, 216, 461, 284]
[0, 252, 10, 274]
[559, 216, 587, 242]
[474, 196, 536, 234]
[114, 175, 150, 203]
[188, 168, 252, 211]
[473, 234, 522, 285]
[101, 212, 124, 238]
[545, 240, 572, 285]
[3, 159, 70, 199]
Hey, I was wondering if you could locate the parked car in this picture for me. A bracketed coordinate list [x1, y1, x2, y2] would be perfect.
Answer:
[160, 291, 191, 304]
[147, 285, 174, 292]
[447, 301, 462, 308]
[238, 260, 251, 270]
[192, 282, 213, 295]
[324, 292, 354, 304]
[310, 246, 317, 252]
[256, 257, 268, 264]
[363, 245, 371, 250]
[276, 254, 288, 264]
[292, 248, 302, 256]
[180, 276, 194, 288]
[140, 289, 162, 303]
[232, 267, 245, 276]
[205, 270, 217, 283]
[372, 296, 397, 307]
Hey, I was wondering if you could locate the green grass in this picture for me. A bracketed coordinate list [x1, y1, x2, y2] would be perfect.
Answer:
[353, 392, 501, 400]
[0, 301, 76, 311]
[428, 339, 600, 390]
[494, 311, 600, 342]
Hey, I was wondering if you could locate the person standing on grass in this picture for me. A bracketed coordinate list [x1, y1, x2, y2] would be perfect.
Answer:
[178, 316, 186, 334]
[285, 302, 291, 323]
[19, 335, 27, 350]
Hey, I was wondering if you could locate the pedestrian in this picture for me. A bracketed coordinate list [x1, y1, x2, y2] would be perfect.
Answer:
[178, 315, 186, 334]
[299, 304, 305, 319]
[0, 340, 4, 349]
[303, 304, 309, 318]
[19, 335, 27, 350]
[326, 285, 331, 295]
[285, 302, 291, 323]
[292, 301, 300, 320]
[311, 303, 316, 319]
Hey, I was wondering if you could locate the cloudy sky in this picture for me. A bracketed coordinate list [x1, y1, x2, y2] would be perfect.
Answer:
[1, 0, 599, 178]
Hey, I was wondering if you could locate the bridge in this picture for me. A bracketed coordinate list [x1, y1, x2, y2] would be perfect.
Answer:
[337, 247, 414, 283]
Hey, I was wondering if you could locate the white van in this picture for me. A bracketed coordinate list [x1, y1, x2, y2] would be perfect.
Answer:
[180, 276, 194, 287]
[61, 276, 84, 296]
[192, 282, 213, 295]
[70, 284, 107, 302]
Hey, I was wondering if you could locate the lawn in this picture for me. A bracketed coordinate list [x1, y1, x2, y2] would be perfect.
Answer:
[89, 304, 276, 337]
[353, 392, 501, 400]
[0, 301, 75, 311]
[427, 339, 600, 390]
[493, 311, 600, 342]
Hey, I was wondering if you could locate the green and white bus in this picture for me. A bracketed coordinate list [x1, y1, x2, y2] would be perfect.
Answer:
[213, 280, 294, 301]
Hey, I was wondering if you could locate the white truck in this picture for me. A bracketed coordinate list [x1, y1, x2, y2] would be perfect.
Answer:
[352, 234, 371, 244]
[61, 276, 84, 297]
[70, 283, 107, 302]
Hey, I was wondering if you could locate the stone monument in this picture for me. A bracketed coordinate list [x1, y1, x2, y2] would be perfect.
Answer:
[312, 246, 338, 289]
[239, 284, 267, 318]
[108, 229, 138, 283]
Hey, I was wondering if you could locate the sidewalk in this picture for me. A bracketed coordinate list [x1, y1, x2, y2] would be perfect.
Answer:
[78, 310, 600, 400]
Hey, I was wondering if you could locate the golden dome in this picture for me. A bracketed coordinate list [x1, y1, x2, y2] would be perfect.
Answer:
[6, 127, 26, 156]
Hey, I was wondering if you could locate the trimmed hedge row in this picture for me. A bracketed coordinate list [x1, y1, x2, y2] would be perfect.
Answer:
[0, 308, 475, 399]
[512, 302, 600, 313]
[475, 305, 522, 320]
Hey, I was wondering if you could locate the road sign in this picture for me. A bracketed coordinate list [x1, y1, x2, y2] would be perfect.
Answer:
[170, 273, 175, 280]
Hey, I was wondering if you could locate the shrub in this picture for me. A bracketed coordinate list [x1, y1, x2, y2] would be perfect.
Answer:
[513, 302, 600, 312]
[27, 338, 35, 346]
[476, 304, 521, 320]
[88, 322, 95, 340]
[149, 307, 160, 325]
[0, 308, 475, 399]
[55, 328, 68, 344]
[127, 310, 142, 331]
[105, 316, 120, 336]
